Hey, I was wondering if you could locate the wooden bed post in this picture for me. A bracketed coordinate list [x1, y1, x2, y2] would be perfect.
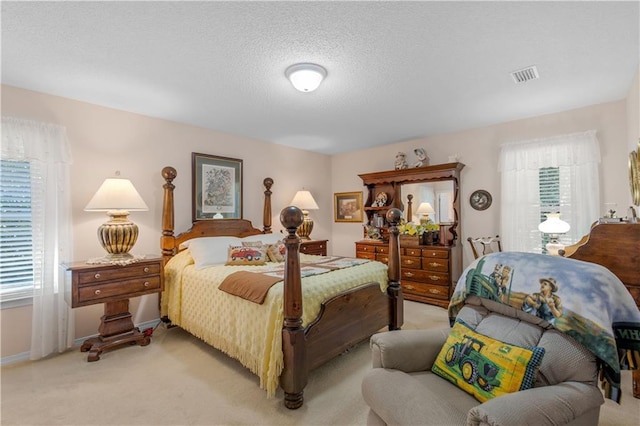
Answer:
[386, 208, 404, 330]
[279, 206, 307, 409]
[263, 177, 273, 233]
[161, 166, 177, 264]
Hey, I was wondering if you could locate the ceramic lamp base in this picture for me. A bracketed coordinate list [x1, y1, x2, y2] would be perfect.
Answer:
[296, 212, 314, 240]
[97, 211, 139, 256]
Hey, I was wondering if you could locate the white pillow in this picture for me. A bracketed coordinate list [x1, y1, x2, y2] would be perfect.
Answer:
[188, 237, 242, 270]
[241, 233, 283, 245]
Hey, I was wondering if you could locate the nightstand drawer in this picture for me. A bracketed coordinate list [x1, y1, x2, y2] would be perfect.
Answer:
[78, 276, 161, 304]
[300, 240, 328, 256]
[77, 263, 161, 284]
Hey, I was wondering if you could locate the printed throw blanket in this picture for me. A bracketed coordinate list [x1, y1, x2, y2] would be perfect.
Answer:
[448, 252, 640, 402]
[219, 256, 372, 304]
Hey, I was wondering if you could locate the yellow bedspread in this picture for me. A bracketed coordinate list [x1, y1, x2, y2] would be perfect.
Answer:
[161, 250, 389, 396]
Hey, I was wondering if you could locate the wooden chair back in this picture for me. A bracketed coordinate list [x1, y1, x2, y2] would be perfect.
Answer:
[467, 235, 502, 259]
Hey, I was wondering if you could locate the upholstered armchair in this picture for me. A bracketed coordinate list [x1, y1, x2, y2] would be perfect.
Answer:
[361, 296, 604, 426]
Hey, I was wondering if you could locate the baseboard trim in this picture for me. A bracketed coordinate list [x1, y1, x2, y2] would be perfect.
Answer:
[0, 318, 162, 366]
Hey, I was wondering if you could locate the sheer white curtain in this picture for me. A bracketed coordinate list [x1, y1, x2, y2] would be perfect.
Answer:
[498, 130, 600, 253]
[1, 116, 74, 359]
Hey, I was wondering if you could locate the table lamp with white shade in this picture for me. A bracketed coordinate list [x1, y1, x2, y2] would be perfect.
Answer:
[290, 189, 319, 240]
[84, 177, 148, 263]
[538, 213, 570, 255]
[416, 202, 435, 225]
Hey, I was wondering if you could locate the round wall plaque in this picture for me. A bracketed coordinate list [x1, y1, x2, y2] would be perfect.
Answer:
[470, 189, 492, 211]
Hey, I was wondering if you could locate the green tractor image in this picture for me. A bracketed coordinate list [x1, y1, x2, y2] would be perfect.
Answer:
[444, 335, 501, 392]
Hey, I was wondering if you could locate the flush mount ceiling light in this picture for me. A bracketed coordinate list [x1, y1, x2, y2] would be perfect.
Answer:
[285, 63, 327, 92]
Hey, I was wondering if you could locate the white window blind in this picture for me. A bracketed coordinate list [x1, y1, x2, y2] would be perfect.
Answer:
[0, 160, 34, 300]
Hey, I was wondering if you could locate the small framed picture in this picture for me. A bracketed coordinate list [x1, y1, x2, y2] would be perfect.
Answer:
[192, 152, 243, 221]
[334, 191, 363, 222]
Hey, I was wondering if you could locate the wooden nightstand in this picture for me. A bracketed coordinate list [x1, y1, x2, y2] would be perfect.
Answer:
[300, 239, 328, 256]
[64, 256, 164, 361]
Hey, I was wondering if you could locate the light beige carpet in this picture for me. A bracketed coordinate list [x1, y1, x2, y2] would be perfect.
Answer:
[1, 301, 638, 425]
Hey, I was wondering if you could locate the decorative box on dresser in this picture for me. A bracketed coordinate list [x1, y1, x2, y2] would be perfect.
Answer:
[64, 256, 164, 361]
[300, 239, 328, 256]
[357, 162, 465, 308]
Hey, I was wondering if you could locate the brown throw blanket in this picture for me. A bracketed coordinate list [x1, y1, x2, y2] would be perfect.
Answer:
[218, 271, 283, 304]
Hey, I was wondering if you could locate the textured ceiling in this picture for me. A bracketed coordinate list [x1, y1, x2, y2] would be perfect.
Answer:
[2, 1, 639, 155]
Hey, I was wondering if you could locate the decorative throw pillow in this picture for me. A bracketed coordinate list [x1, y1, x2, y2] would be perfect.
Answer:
[266, 241, 286, 262]
[189, 236, 242, 269]
[225, 245, 267, 266]
[432, 320, 545, 403]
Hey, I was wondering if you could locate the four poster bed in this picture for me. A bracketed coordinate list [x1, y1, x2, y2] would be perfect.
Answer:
[159, 166, 403, 409]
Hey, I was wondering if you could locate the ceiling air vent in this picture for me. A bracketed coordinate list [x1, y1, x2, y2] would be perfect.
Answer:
[510, 66, 539, 83]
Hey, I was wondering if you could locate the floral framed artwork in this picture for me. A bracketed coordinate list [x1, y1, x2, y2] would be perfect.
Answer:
[334, 191, 363, 222]
[192, 152, 243, 221]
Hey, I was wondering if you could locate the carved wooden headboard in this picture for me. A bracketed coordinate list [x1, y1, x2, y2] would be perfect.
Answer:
[561, 222, 639, 307]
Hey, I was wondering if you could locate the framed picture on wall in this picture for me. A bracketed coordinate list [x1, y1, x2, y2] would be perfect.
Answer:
[192, 152, 243, 221]
[334, 191, 363, 222]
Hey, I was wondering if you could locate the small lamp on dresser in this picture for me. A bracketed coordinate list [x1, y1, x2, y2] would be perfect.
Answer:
[84, 175, 148, 264]
[416, 202, 435, 225]
[290, 189, 319, 240]
[538, 213, 570, 255]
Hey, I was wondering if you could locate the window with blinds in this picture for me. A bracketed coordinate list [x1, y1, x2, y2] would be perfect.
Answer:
[0, 160, 34, 301]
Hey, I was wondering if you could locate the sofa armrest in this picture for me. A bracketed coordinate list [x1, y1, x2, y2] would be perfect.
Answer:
[370, 328, 450, 372]
[467, 382, 604, 426]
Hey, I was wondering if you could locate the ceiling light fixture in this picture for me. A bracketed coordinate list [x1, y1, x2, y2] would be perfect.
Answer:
[285, 63, 327, 92]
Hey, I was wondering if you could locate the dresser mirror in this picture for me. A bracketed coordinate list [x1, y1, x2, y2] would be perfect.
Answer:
[402, 181, 455, 224]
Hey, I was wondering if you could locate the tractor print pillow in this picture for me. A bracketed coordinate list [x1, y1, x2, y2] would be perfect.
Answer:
[432, 320, 545, 402]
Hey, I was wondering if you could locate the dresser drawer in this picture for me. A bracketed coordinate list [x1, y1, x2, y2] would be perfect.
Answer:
[356, 251, 376, 260]
[376, 246, 389, 254]
[401, 256, 421, 269]
[423, 271, 450, 285]
[401, 280, 450, 301]
[376, 254, 389, 264]
[78, 276, 162, 304]
[77, 263, 161, 284]
[423, 258, 449, 272]
[422, 249, 449, 259]
[404, 247, 422, 257]
[401, 268, 430, 281]
[355, 243, 376, 254]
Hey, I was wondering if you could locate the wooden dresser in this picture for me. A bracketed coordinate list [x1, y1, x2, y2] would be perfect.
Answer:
[356, 239, 462, 308]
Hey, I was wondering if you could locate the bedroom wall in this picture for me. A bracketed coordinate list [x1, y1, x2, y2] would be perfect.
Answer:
[0, 84, 332, 360]
[627, 67, 639, 155]
[330, 99, 631, 265]
[1, 79, 635, 361]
